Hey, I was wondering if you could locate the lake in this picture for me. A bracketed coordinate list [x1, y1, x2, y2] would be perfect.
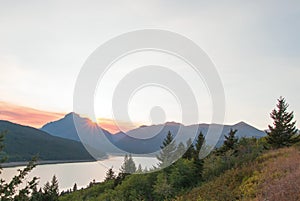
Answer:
[1, 156, 158, 191]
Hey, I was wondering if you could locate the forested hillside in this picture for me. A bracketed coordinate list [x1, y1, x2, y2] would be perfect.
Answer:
[58, 136, 300, 201]
[0, 120, 97, 162]
[57, 97, 300, 201]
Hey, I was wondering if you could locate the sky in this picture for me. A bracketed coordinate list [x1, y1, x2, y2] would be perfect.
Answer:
[0, 0, 300, 132]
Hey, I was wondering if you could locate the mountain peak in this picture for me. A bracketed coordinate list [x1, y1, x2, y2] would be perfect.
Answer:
[64, 112, 80, 118]
[234, 121, 248, 126]
[165, 121, 183, 126]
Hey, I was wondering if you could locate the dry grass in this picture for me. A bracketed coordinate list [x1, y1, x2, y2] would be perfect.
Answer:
[176, 147, 300, 201]
[255, 147, 300, 201]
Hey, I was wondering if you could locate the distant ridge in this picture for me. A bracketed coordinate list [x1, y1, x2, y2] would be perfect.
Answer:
[41, 113, 266, 154]
[0, 120, 100, 162]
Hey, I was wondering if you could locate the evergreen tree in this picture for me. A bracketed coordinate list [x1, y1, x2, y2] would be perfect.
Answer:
[175, 142, 186, 159]
[120, 154, 128, 172]
[143, 167, 148, 173]
[30, 186, 43, 201]
[136, 164, 143, 173]
[194, 132, 205, 159]
[183, 138, 195, 160]
[219, 129, 238, 154]
[120, 154, 136, 174]
[193, 132, 205, 180]
[105, 167, 116, 181]
[266, 97, 300, 148]
[88, 180, 95, 188]
[42, 181, 51, 199]
[50, 175, 59, 199]
[43, 175, 59, 201]
[156, 131, 177, 168]
[115, 154, 136, 186]
[127, 154, 136, 173]
[72, 183, 77, 192]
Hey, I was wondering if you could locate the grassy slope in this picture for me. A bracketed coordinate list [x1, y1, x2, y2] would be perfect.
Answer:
[177, 146, 300, 201]
[58, 142, 300, 201]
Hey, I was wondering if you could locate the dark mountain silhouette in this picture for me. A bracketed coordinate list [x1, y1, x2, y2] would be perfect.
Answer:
[0, 120, 101, 162]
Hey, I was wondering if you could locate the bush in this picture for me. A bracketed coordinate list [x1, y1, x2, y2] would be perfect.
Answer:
[202, 138, 264, 181]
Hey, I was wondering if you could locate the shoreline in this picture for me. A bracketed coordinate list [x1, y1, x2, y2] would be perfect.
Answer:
[1, 155, 155, 168]
[1, 159, 96, 168]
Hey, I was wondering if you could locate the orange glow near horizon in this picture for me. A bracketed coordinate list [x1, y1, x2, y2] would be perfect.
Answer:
[97, 118, 140, 134]
[0, 101, 65, 128]
[0, 101, 139, 133]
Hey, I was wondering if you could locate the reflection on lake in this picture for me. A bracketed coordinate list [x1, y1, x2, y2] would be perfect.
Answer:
[2, 156, 158, 191]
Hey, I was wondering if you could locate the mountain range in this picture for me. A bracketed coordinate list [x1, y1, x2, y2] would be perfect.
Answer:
[0, 112, 266, 162]
[41, 113, 266, 155]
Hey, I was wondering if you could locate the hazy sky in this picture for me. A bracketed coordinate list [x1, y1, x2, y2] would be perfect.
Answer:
[0, 0, 299, 130]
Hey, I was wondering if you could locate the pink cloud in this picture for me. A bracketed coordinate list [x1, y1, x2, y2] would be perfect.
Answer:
[0, 101, 64, 128]
[0, 101, 139, 134]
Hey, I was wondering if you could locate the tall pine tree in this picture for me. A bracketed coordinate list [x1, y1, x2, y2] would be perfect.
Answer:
[218, 129, 238, 154]
[194, 132, 205, 159]
[175, 142, 186, 159]
[115, 154, 136, 186]
[193, 132, 205, 180]
[157, 131, 177, 168]
[72, 183, 77, 192]
[43, 175, 59, 201]
[182, 138, 195, 160]
[266, 97, 300, 148]
[105, 167, 116, 181]
[120, 154, 136, 174]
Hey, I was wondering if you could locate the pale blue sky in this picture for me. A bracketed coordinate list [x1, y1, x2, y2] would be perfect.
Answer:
[0, 0, 299, 129]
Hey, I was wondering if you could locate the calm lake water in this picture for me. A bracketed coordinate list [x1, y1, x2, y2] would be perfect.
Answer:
[1, 156, 158, 191]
